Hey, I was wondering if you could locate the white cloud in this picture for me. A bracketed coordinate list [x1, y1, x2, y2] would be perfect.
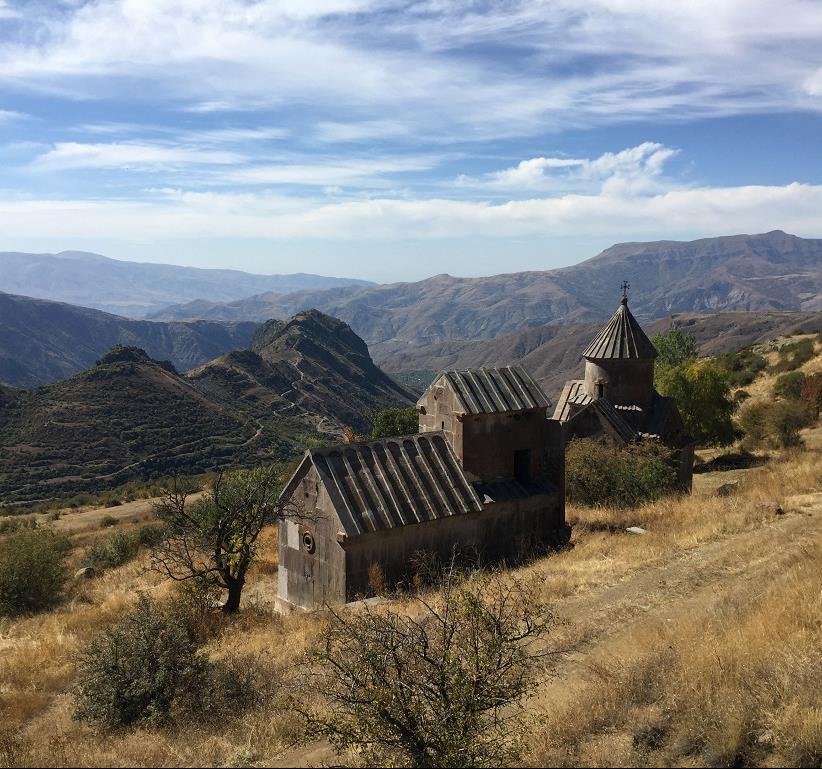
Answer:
[0, 109, 26, 123]
[314, 120, 411, 143]
[0, 181, 819, 244]
[460, 143, 679, 194]
[1, 1, 820, 138]
[222, 155, 443, 186]
[30, 142, 243, 171]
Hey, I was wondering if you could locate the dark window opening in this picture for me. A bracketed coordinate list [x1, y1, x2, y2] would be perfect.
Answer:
[514, 449, 531, 484]
[596, 382, 604, 398]
[441, 421, 445, 430]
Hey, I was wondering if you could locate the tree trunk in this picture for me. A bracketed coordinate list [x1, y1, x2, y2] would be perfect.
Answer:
[223, 577, 244, 613]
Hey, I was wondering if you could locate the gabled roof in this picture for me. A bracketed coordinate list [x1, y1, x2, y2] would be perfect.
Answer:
[583, 298, 658, 360]
[589, 398, 640, 444]
[552, 380, 592, 422]
[423, 366, 551, 415]
[281, 432, 483, 537]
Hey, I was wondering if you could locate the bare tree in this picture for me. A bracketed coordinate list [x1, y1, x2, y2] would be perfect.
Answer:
[151, 466, 295, 613]
[300, 567, 554, 767]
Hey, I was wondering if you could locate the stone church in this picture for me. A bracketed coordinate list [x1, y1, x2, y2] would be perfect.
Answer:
[277, 366, 566, 611]
[553, 291, 695, 489]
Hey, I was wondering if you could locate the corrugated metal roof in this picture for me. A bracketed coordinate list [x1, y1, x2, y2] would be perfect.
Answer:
[582, 299, 658, 360]
[433, 366, 551, 415]
[552, 380, 592, 422]
[590, 398, 639, 444]
[290, 432, 484, 537]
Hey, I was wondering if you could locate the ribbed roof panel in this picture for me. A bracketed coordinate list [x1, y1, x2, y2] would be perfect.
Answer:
[582, 300, 658, 360]
[303, 432, 483, 537]
[438, 365, 551, 414]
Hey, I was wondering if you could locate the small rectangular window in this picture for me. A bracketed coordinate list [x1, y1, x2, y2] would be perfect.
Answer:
[514, 449, 531, 483]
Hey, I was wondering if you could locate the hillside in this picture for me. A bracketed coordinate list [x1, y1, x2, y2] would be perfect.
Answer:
[385, 310, 822, 399]
[0, 313, 413, 504]
[150, 231, 822, 365]
[2, 431, 819, 767]
[189, 309, 414, 433]
[0, 291, 259, 388]
[0, 250, 373, 317]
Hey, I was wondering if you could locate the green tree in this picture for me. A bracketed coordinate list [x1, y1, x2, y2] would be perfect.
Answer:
[151, 466, 294, 613]
[656, 359, 736, 446]
[301, 568, 552, 768]
[0, 529, 69, 615]
[652, 326, 698, 369]
[369, 407, 419, 439]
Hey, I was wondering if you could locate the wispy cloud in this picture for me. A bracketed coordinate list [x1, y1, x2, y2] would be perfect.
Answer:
[0, 109, 26, 123]
[222, 154, 444, 187]
[31, 142, 242, 171]
[1, 1, 820, 138]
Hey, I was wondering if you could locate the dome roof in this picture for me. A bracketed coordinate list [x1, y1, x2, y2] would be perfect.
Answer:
[582, 297, 658, 360]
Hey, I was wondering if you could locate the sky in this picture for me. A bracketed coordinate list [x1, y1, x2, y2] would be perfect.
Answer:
[1, 1, 822, 282]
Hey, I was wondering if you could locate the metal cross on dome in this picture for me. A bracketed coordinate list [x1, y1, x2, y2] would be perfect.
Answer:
[620, 280, 631, 301]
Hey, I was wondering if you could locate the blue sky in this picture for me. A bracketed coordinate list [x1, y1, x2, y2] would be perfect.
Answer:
[1, 0, 821, 282]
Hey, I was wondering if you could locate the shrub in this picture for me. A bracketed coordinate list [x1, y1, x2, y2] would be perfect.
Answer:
[732, 389, 751, 412]
[772, 338, 815, 373]
[773, 371, 806, 400]
[84, 531, 140, 570]
[767, 400, 815, 448]
[714, 347, 767, 387]
[137, 523, 166, 548]
[99, 515, 118, 528]
[73, 594, 208, 728]
[369, 407, 419, 439]
[0, 529, 69, 615]
[565, 438, 679, 508]
[302, 569, 551, 768]
[738, 401, 770, 446]
[801, 373, 822, 418]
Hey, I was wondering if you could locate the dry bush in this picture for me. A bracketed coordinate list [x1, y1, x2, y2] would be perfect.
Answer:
[301, 569, 554, 768]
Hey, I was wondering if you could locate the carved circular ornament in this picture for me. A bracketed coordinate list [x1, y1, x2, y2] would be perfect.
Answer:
[302, 531, 316, 554]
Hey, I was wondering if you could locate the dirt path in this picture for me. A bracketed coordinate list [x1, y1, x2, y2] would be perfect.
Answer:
[37, 493, 205, 534]
[270, 497, 821, 767]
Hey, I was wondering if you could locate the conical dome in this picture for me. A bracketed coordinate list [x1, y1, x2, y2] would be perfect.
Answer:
[582, 297, 657, 360]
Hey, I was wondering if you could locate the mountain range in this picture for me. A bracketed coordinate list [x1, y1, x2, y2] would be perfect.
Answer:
[0, 311, 413, 504]
[0, 291, 258, 389]
[0, 250, 373, 317]
[149, 230, 822, 370]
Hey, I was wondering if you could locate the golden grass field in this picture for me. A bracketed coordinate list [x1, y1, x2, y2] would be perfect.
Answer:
[1, 441, 820, 768]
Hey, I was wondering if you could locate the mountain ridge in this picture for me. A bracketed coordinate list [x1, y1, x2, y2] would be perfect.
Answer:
[0, 250, 373, 317]
[0, 291, 260, 389]
[148, 231, 822, 368]
[0, 310, 414, 503]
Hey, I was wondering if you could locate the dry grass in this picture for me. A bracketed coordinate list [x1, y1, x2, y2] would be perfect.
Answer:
[528, 538, 822, 768]
[1, 447, 820, 767]
[515, 449, 822, 605]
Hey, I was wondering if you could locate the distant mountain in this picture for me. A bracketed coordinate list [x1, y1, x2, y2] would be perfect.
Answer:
[0, 250, 373, 317]
[0, 311, 413, 503]
[150, 231, 822, 366]
[385, 310, 822, 401]
[0, 291, 259, 388]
